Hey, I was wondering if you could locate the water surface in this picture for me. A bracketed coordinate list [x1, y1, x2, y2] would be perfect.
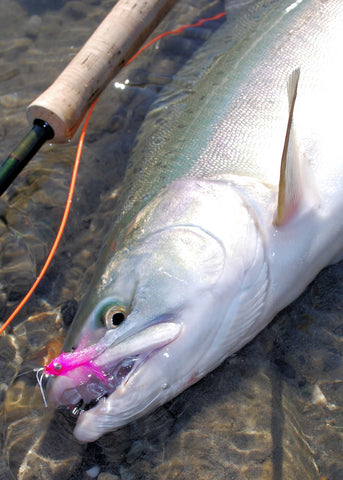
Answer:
[0, 1, 342, 479]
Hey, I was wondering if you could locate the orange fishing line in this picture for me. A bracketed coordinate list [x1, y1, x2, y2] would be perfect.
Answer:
[126, 11, 226, 65]
[0, 11, 226, 335]
[0, 101, 97, 336]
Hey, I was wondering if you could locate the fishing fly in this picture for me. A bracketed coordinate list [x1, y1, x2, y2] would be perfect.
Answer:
[0, 11, 227, 410]
[35, 342, 107, 407]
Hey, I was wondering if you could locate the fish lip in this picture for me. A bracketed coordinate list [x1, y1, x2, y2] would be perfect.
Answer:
[66, 350, 157, 415]
[54, 320, 181, 414]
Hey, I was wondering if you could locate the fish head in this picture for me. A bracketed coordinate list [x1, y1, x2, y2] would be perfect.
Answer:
[48, 180, 268, 442]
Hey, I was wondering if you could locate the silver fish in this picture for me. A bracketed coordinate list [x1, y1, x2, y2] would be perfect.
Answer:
[48, 0, 343, 442]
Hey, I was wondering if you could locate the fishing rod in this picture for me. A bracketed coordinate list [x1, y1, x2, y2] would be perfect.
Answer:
[0, 0, 176, 196]
[0, 9, 227, 336]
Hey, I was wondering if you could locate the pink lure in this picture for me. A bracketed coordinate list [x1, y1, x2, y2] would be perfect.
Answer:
[44, 343, 108, 383]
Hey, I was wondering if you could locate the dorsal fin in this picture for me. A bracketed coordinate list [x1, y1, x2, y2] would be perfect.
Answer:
[274, 68, 302, 226]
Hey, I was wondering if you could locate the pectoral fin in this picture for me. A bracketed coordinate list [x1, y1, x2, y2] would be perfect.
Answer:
[274, 69, 317, 226]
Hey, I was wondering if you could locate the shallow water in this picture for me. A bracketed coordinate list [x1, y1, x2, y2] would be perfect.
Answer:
[0, 0, 342, 479]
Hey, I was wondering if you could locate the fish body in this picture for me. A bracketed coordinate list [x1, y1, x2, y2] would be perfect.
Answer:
[48, 0, 343, 442]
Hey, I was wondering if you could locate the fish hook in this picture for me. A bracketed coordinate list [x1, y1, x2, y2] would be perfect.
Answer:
[34, 367, 48, 408]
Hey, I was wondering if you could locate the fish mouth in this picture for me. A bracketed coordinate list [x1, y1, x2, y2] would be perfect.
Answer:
[48, 322, 181, 415]
[66, 353, 150, 416]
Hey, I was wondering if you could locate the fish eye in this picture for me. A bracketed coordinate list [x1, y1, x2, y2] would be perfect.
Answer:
[103, 305, 127, 329]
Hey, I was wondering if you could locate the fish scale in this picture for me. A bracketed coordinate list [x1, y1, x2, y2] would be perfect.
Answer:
[47, 0, 343, 442]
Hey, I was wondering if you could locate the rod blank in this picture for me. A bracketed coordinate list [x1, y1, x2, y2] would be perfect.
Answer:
[0, 0, 176, 195]
[0, 120, 54, 195]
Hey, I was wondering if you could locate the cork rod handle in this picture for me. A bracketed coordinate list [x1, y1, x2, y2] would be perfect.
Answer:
[27, 0, 176, 143]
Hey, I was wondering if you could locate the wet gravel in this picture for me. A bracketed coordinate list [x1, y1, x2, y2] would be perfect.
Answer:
[0, 1, 342, 479]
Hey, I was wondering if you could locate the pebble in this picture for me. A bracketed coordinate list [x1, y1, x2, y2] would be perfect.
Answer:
[25, 15, 42, 39]
[0, 93, 27, 109]
[311, 384, 327, 406]
[98, 474, 120, 480]
[63, 1, 87, 20]
[0, 68, 20, 83]
[85, 465, 100, 478]
[4, 38, 31, 60]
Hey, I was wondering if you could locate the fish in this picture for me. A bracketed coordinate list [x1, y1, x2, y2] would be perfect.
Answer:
[47, 0, 343, 442]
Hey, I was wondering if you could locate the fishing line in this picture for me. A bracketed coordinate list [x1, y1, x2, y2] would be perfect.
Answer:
[0, 99, 97, 336]
[0, 11, 226, 337]
[126, 11, 227, 65]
